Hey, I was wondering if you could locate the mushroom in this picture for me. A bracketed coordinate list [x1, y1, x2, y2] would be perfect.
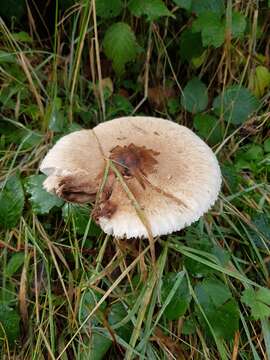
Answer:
[40, 116, 221, 238]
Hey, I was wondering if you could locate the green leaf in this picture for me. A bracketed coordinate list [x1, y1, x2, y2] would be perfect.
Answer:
[87, 331, 112, 360]
[0, 50, 16, 64]
[5, 253, 25, 277]
[161, 273, 191, 320]
[243, 144, 264, 161]
[48, 108, 66, 132]
[0, 304, 20, 345]
[192, 13, 225, 48]
[103, 22, 139, 75]
[25, 175, 63, 214]
[221, 164, 240, 193]
[264, 138, 270, 153]
[250, 214, 270, 249]
[62, 203, 101, 236]
[231, 11, 246, 38]
[182, 316, 197, 335]
[184, 236, 214, 277]
[128, 0, 173, 20]
[173, 0, 191, 10]
[79, 289, 106, 326]
[249, 66, 270, 98]
[193, 114, 223, 145]
[0, 121, 42, 150]
[242, 288, 270, 320]
[181, 77, 208, 113]
[96, 0, 123, 18]
[195, 279, 239, 340]
[0, 175, 24, 229]
[179, 29, 204, 61]
[12, 31, 32, 43]
[191, 0, 225, 16]
[0, 282, 16, 304]
[213, 85, 260, 124]
[107, 94, 134, 117]
[108, 302, 133, 342]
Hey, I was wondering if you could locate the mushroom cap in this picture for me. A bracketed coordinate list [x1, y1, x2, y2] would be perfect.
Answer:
[40, 116, 222, 238]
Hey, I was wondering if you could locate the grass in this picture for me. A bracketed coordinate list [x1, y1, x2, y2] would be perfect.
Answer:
[0, 0, 270, 359]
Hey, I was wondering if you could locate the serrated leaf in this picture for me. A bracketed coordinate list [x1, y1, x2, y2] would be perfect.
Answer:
[192, 13, 225, 48]
[191, 0, 225, 16]
[194, 114, 223, 145]
[0, 175, 24, 229]
[195, 279, 239, 340]
[179, 29, 204, 61]
[172, 0, 191, 10]
[181, 77, 208, 113]
[0, 304, 20, 345]
[213, 85, 260, 124]
[128, 0, 173, 20]
[231, 11, 246, 38]
[103, 22, 139, 75]
[5, 253, 25, 277]
[161, 273, 191, 320]
[96, 0, 123, 18]
[25, 175, 63, 214]
[242, 288, 270, 320]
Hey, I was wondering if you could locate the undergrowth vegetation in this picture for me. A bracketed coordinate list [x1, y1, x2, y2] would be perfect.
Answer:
[0, 0, 270, 359]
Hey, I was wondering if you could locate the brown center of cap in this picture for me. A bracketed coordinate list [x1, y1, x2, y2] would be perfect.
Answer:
[109, 143, 160, 177]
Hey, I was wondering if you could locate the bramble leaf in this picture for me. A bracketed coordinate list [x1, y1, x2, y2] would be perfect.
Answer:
[179, 29, 204, 61]
[25, 175, 63, 214]
[195, 279, 239, 340]
[5, 253, 25, 277]
[231, 11, 246, 38]
[161, 273, 191, 320]
[213, 85, 259, 124]
[181, 77, 208, 113]
[0, 175, 24, 229]
[128, 0, 173, 21]
[173, 0, 191, 10]
[192, 13, 225, 48]
[0, 304, 20, 345]
[103, 22, 139, 74]
[191, 0, 225, 17]
[242, 288, 270, 320]
[194, 114, 223, 145]
[96, 0, 123, 18]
